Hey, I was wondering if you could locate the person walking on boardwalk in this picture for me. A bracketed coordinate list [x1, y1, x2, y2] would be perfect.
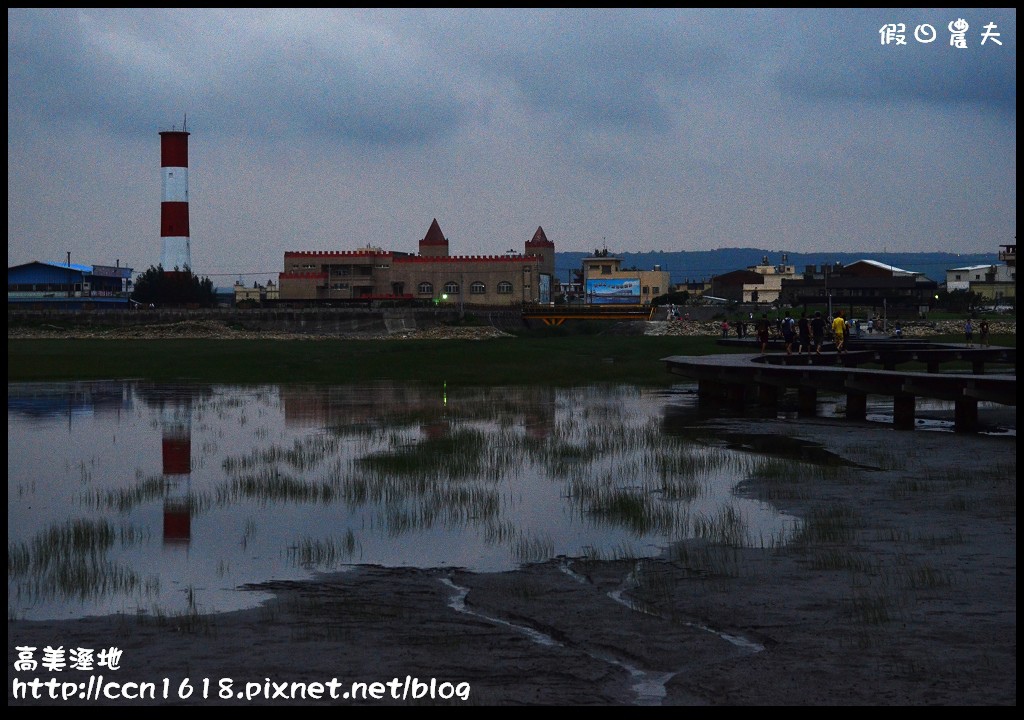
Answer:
[756, 313, 771, 354]
[979, 318, 990, 347]
[811, 310, 826, 355]
[781, 310, 796, 355]
[964, 318, 974, 347]
[797, 312, 811, 355]
[831, 310, 848, 354]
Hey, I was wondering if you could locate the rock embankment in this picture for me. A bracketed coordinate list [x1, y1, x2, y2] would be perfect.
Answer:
[7, 317, 1015, 340]
[6, 319, 515, 341]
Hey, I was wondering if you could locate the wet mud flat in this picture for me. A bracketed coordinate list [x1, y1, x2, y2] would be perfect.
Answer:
[8, 416, 1016, 706]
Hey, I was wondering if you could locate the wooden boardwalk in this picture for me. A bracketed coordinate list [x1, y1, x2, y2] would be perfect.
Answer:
[662, 344, 1016, 433]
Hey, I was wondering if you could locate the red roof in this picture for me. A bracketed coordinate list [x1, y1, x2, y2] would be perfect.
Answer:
[420, 218, 449, 246]
[526, 226, 554, 248]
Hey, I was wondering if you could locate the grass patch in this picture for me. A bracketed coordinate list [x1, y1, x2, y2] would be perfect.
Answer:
[7, 335, 742, 386]
[794, 503, 860, 545]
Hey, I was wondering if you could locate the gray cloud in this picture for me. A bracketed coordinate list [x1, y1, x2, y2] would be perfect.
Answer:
[773, 8, 1016, 110]
[8, 8, 472, 146]
[7, 8, 1016, 277]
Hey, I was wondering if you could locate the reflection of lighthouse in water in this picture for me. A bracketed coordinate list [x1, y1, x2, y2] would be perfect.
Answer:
[161, 404, 192, 547]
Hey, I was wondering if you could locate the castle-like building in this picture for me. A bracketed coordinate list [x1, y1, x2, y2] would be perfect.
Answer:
[279, 219, 555, 307]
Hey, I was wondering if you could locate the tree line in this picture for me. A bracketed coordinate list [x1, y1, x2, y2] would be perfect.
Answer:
[131, 266, 216, 307]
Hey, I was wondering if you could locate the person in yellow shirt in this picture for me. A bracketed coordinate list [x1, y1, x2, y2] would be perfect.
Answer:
[831, 310, 848, 353]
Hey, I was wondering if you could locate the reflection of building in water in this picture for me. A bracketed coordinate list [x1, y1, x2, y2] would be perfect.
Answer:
[279, 384, 557, 440]
[422, 382, 450, 440]
[7, 381, 134, 419]
[281, 384, 435, 428]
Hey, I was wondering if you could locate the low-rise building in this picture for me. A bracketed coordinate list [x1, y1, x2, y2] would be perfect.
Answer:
[945, 252, 1015, 306]
[8, 260, 134, 309]
[579, 250, 670, 306]
[780, 259, 938, 316]
[278, 219, 556, 307]
[709, 254, 798, 305]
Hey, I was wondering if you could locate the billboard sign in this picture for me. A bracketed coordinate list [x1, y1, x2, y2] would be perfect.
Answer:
[586, 278, 641, 304]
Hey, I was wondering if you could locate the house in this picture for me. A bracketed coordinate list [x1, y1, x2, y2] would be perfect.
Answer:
[945, 245, 1015, 305]
[233, 279, 280, 307]
[709, 254, 798, 305]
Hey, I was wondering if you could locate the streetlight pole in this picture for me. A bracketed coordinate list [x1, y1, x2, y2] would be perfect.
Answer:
[825, 262, 832, 320]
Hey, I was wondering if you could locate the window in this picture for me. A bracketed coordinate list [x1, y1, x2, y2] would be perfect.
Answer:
[497, 281, 513, 294]
[444, 281, 460, 295]
[601, 265, 611, 274]
[471, 282, 486, 295]
[418, 282, 433, 295]
[652, 286, 660, 294]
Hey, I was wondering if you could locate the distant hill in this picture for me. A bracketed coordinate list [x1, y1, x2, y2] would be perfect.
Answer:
[555, 249, 999, 285]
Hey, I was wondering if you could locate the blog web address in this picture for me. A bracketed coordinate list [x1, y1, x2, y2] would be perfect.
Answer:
[11, 675, 472, 703]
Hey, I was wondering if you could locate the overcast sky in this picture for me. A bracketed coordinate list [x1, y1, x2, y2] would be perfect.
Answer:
[7, 8, 1016, 282]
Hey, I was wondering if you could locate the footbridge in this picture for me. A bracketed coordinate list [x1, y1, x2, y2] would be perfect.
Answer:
[662, 344, 1015, 433]
[522, 305, 655, 326]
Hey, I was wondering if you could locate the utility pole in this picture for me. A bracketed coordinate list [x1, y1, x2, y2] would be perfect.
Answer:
[459, 271, 465, 320]
[67, 251, 72, 299]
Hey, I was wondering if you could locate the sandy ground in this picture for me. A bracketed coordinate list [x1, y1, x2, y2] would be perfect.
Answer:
[7, 412, 1016, 706]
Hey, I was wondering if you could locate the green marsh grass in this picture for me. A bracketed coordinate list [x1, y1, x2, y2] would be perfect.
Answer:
[512, 534, 556, 565]
[665, 541, 743, 578]
[849, 591, 895, 625]
[84, 476, 167, 512]
[917, 527, 966, 547]
[288, 531, 362, 568]
[810, 550, 876, 573]
[581, 542, 644, 562]
[692, 505, 750, 546]
[220, 470, 341, 505]
[7, 335, 741, 386]
[8, 519, 147, 613]
[794, 503, 860, 545]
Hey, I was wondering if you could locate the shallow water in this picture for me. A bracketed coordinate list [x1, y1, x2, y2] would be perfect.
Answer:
[8, 380, 807, 622]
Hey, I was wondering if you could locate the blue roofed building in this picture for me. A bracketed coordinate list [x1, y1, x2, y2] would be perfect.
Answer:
[8, 260, 135, 309]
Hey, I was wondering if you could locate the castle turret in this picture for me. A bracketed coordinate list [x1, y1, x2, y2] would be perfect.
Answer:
[418, 218, 449, 258]
[525, 226, 555, 275]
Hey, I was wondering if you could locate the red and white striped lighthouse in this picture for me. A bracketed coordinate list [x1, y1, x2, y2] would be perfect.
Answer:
[160, 124, 191, 274]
